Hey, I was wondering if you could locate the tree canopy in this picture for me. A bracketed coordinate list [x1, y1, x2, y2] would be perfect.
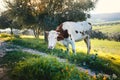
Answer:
[1, 0, 97, 37]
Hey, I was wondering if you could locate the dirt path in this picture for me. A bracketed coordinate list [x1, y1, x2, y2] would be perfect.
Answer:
[0, 41, 11, 80]
[0, 41, 6, 58]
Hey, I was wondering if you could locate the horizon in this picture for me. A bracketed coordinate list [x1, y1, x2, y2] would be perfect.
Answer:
[91, 12, 120, 15]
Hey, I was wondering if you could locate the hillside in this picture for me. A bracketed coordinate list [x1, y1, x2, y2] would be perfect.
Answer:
[88, 13, 120, 23]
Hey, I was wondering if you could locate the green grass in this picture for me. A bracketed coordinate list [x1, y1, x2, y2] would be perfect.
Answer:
[1, 51, 93, 80]
[0, 51, 41, 68]
[8, 36, 120, 79]
[93, 24, 120, 34]
[76, 39, 120, 55]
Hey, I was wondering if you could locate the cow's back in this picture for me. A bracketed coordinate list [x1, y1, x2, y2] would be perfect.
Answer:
[62, 21, 92, 41]
[62, 21, 91, 31]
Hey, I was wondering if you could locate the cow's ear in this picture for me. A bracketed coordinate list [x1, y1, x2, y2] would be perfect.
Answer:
[45, 31, 49, 34]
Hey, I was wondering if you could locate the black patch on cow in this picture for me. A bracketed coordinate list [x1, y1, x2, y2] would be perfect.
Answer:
[57, 35, 64, 41]
[88, 22, 91, 25]
[80, 31, 84, 35]
[64, 30, 69, 38]
[75, 30, 78, 33]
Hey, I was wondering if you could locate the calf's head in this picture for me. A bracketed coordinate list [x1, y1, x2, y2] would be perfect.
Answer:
[48, 30, 59, 49]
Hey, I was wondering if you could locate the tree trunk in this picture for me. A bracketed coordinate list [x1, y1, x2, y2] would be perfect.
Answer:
[10, 26, 13, 35]
[33, 28, 37, 38]
[33, 25, 41, 39]
[44, 31, 49, 42]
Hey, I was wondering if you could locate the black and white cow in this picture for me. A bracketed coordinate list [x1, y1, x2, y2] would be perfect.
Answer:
[48, 21, 92, 55]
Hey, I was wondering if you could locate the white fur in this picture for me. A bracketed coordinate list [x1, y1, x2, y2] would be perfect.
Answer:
[62, 21, 91, 41]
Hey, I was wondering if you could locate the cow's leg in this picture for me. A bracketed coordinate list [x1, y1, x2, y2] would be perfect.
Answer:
[84, 36, 91, 54]
[66, 42, 69, 54]
[70, 40, 76, 55]
[62, 40, 70, 54]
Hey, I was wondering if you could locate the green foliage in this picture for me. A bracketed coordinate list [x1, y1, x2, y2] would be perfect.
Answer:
[0, 11, 11, 29]
[4, 0, 96, 30]
[13, 35, 21, 39]
[91, 30, 108, 39]
[2, 0, 96, 38]
[12, 57, 80, 80]
[1, 51, 92, 80]
[92, 24, 120, 41]
[68, 53, 120, 77]
[0, 51, 40, 68]
[0, 10, 22, 30]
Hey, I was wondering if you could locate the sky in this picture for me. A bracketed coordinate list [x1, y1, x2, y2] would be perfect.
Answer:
[0, 0, 120, 14]
[0, 0, 7, 13]
[91, 0, 120, 14]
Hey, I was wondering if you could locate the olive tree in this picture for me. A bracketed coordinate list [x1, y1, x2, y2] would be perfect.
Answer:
[4, 0, 97, 38]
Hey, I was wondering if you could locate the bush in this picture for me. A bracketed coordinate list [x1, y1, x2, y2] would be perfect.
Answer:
[11, 56, 92, 80]
[91, 31, 107, 39]
[108, 33, 120, 41]
[0, 51, 40, 68]
[13, 35, 21, 38]
[91, 31, 120, 42]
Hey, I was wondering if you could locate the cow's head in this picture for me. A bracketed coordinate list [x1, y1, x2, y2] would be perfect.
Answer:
[48, 30, 59, 49]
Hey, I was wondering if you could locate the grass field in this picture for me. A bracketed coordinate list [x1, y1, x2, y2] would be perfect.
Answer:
[93, 24, 120, 34]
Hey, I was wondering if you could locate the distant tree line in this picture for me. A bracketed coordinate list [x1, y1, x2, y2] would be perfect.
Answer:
[91, 30, 120, 42]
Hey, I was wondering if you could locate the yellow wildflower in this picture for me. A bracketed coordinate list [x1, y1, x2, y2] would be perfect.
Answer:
[93, 75, 97, 80]
[66, 66, 68, 71]
[85, 70, 88, 74]
[103, 76, 107, 80]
